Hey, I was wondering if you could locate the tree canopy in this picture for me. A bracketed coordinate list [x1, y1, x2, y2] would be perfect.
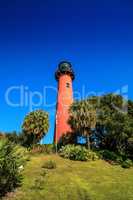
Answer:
[69, 99, 96, 149]
[68, 93, 133, 157]
[22, 110, 49, 146]
[88, 94, 133, 156]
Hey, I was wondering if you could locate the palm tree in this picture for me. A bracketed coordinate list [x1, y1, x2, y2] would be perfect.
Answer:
[69, 100, 96, 149]
[22, 110, 49, 146]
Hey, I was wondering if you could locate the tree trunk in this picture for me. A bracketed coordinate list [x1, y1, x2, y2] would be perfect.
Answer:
[86, 135, 90, 150]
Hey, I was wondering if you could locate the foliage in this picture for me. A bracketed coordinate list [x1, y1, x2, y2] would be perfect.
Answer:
[42, 160, 56, 169]
[6, 131, 20, 144]
[69, 100, 96, 149]
[58, 131, 77, 148]
[0, 139, 22, 197]
[31, 177, 45, 190]
[30, 144, 54, 154]
[18, 131, 31, 147]
[13, 145, 30, 165]
[121, 159, 133, 169]
[22, 110, 49, 147]
[87, 94, 133, 158]
[0, 131, 29, 147]
[98, 149, 133, 168]
[128, 100, 133, 118]
[127, 137, 133, 158]
[59, 145, 99, 161]
[99, 150, 118, 161]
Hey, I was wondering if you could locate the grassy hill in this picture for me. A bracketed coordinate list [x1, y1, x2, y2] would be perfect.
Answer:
[4, 154, 133, 200]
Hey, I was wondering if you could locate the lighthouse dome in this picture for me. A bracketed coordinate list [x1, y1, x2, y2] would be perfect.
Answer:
[58, 61, 72, 72]
[55, 61, 75, 81]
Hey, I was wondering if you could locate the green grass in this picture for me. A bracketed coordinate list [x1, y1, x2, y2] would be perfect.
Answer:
[4, 154, 133, 200]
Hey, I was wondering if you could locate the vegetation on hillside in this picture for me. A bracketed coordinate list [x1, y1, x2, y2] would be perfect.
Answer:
[68, 94, 133, 161]
[3, 154, 133, 200]
[0, 140, 22, 197]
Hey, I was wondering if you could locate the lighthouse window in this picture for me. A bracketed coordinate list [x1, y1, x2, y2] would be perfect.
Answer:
[66, 83, 70, 88]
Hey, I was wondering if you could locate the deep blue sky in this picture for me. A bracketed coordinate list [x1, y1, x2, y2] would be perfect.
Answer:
[0, 0, 133, 143]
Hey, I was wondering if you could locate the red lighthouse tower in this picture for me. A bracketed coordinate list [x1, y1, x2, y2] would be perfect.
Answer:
[54, 61, 75, 144]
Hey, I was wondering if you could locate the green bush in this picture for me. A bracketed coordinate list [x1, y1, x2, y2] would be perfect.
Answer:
[13, 145, 30, 166]
[59, 145, 99, 161]
[6, 132, 20, 144]
[121, 159, 133, 169]
[0, 139, 22, 197]
[98, 150, 133, 168]
[42, 160, 56, 169]
[31, 177, 45, 190]
[99, 150, 118, 161]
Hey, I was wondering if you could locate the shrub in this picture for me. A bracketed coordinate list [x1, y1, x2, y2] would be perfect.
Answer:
[31, 177, 45, 190]
[13, 145, 30, 166]
[0, 139, 22, 197]
[30, 144, 54, 154]
[98, 150, 133, 168]
[58, 131, 77, 147]
[121, 159, 133, 169]
[42, 160, 56, 169]
[6, 132, 20, 144]
[99, 150, 118, 161]
[59, 145, 99, 161]
[127, 137, 133, 159]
